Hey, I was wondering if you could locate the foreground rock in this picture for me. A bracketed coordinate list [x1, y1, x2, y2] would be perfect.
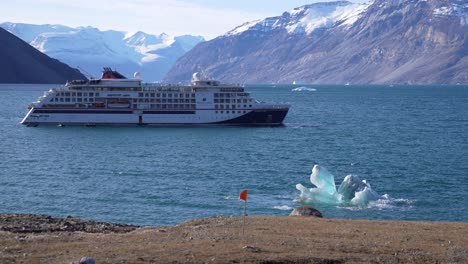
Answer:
[290, 206, 323, 217]
[0, 214, 138, 233]
[70, 256, 96, 264]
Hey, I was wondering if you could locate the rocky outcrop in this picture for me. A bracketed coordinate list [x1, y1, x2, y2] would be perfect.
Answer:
[164, 0, 467, 84]
[0, 214, 138, 233]
[0, 28, 86, 84]
[70, 257, 96, 264]
[289, 206, 323, 217]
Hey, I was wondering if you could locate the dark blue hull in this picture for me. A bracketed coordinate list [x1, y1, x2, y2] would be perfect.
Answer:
[216, 108, 289, 126]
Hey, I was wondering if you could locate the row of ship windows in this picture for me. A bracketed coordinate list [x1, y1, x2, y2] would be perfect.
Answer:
[56, 92, 99, 97]
[216, 110, 247, 114]
[139, 93, 195, 98]
[52, 98, 95, 102]
[137, 103, 251, 109]
[55, 92, 197, 98]
[215, 104, 252, 109]
[219, 88, 244, 92]
[214, 93, 249, 98]
[214, 99, 252, 103]
[143, 104, 196, 110]
[136, 99, 196, 103]
[50, 98, 254, 107]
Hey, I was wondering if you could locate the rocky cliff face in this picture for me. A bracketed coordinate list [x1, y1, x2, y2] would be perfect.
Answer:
[164, 0, 467, 84]
[0, 28, 86, 84]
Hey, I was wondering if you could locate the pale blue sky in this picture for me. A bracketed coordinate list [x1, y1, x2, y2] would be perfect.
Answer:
[0, 0, 368, 38]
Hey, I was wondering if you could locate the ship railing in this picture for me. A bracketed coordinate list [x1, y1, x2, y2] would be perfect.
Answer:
[142, 82, 243, 88]
[141, 83, 194, 92]
[50, 85, 67, 91]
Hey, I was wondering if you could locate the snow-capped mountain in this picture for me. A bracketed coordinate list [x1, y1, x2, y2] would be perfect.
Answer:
[165, 0, 467, 84]
[1, 22, 204, 81]
[226, 1, 370, 36]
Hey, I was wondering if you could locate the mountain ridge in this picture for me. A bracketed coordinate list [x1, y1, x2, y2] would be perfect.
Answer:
[164, 0, 467, 84]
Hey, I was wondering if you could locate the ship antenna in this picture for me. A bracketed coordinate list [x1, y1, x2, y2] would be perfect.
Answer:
[197, 65, 209, 80]
[77, 66, 95, 80]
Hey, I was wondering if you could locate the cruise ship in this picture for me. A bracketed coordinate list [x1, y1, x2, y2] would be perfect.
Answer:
[21, 68, 290, 126]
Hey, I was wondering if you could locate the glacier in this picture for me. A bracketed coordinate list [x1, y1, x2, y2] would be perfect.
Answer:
[296, 165, 381, 207]
[0, 22, 204, 82]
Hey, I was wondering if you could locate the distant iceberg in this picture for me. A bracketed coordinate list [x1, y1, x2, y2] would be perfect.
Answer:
[292, 80, 306, 85]
[295, 165, 380, 207]
[292, 86, 316, 92]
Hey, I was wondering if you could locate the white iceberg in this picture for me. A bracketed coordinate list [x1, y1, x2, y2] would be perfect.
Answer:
[296, 165, 380, 206]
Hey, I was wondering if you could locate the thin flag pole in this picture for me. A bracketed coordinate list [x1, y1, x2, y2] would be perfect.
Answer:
[244, 199, 247, 216]
[239, 190, 248, 236]
[243, 199, 246, 236]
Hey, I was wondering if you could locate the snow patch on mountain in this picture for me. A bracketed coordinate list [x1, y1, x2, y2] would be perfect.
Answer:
[0, 22, 72, 42]
[335, 2, 373, 26]
[433, 2, 468, 25]
[287, 1, 372, 34]
[29, 27, 136, 64]
[124, 31, 175, 64]
[225, 1, 373, 37]
[226, 20, 261, 36]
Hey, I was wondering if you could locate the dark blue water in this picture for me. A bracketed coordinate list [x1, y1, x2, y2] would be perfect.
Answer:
[1, 84, 467, 225]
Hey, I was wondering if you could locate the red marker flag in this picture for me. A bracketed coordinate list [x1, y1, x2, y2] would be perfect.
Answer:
[239, 190, 248, 201]
[239, 189, 248, 233]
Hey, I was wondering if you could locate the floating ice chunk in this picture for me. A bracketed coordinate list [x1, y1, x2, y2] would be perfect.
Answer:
[337, 175, 367, 200]
[296, 165, 342, 205]
[273, 205, 294, 211]
[292, 86, 317, 92]
[296, 164, 381, 207]
[350, 185, 379, 206]
[310, 165, 336, 195]
[296, 183, 342, 204]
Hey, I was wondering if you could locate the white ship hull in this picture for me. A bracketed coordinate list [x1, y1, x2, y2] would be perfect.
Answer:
[22, 107, 289, 126]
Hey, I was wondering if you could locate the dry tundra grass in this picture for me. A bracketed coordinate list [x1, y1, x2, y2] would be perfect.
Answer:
[1, 215, 467, 263]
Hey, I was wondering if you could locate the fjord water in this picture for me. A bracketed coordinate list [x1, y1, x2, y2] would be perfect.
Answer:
[0, 84, 467, 226]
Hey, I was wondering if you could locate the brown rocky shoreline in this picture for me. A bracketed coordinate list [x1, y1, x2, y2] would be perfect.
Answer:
[1, 213, 467, 263]
[0, 214, 138, 234]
